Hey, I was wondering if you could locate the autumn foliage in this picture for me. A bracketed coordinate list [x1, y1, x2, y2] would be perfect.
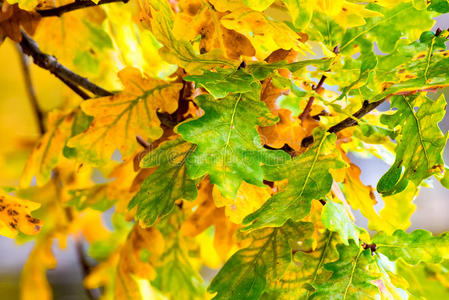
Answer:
[1, 0, 449, 299]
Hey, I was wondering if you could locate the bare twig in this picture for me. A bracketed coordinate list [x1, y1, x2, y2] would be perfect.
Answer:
[299, 75, 327, 122]
[37, 0, 129, 17]
[301, 98, 387, 147]
[18, 31, 113, 97]
[16, 44, 45, 135]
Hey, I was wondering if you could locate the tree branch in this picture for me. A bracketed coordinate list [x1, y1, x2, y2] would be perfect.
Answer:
[301, 98, 387, 147]
[299, 75, 327, 122]
[18, 31, 113, 97]
[16, 44, 45, 135]
[37, 0, 129, 17]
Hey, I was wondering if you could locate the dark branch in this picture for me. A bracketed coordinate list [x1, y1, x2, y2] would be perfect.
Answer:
[37, 0, 129, 17]
[16, 44, 45, 135]
[301, 98, 387, 147]
[19, 31, 113, 97]
[299, 75, 327, 122]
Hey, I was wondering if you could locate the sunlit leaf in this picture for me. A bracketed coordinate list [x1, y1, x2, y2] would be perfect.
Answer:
[244, 131, 346, 230]
[377, 94, 446, 195]
[209, 221, 313, 300]
[128, 138, 198, 226]
[0, 192, 42, 238]
[373, 230, 449, 265]
[67, 67, 182, 165]
[311, 240, 380, 299]
[177, 92, 289, 198]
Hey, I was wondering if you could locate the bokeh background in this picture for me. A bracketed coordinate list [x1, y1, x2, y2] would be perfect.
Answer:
[0, 14, 448, 300]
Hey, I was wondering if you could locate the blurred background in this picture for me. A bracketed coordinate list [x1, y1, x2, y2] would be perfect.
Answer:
[0, 13, 448, 300]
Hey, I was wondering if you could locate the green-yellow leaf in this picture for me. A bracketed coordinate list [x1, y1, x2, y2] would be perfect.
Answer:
[208, 221, 313, 300]
[176, 93, 289, 198]
[311, 241, 380, 299]
[377, 94, 447, 195]
[67, 67, 182, 165]
[321, 200, 360, 245]
[184, 68, 260, 99]
[373, 230, 449, 265]
[243, 131, 346, 230]
[128, 138, 198, 227]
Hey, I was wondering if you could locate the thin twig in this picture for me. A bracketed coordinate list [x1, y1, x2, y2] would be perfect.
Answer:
[37, 0, 129, 17]
[299, 75, 327, 122]
[301, 98, 387, 147]
[16, 44, 45, 135]
[19, 31, 113, 97]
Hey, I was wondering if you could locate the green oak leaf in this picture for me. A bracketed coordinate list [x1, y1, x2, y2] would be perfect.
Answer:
[184, 68, 260, 99]
[311, 241, 380, 299]
[128, 138, 198, 226]
[340, 3, 434, 54]
[176, 93, 289, 198]
[321, 200, 360, 245]
[247, 58, 332, 81]
[373, 230, 449, 265]
[243, 131, 346, 230]
[395, 259, 449, 298]
[208, 221, 313, 300]
[428, 0, 449, 13]
[377, 94, 447, 195]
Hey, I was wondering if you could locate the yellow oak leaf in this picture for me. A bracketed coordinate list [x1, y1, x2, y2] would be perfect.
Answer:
[20, 236, 56, 300]
[0, 192, 42, 238]
[181, 178, 239, 259]
[342, 162, 378, 223]
[115, 225, 165, 299]
[342, 158, 418, 234]
[67, 67, 182, 165]
[220, 8, 308, 59]
[315, 0, 382, 27]
[20, 111, 74, 187]
[212, 181, 270, 224]
[172, 0, 255, 60]
[84, 253, 119, 297]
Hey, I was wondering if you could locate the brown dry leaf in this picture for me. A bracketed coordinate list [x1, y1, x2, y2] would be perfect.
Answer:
[67, 67, 182, 165]
[115, 225, 165, 298]
[0, 2, 40, 43]
[0, 192, 42, 238]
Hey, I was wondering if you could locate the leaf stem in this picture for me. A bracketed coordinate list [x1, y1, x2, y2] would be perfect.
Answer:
[18, 31, 113, 97]
[37, 0, 129, 17]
